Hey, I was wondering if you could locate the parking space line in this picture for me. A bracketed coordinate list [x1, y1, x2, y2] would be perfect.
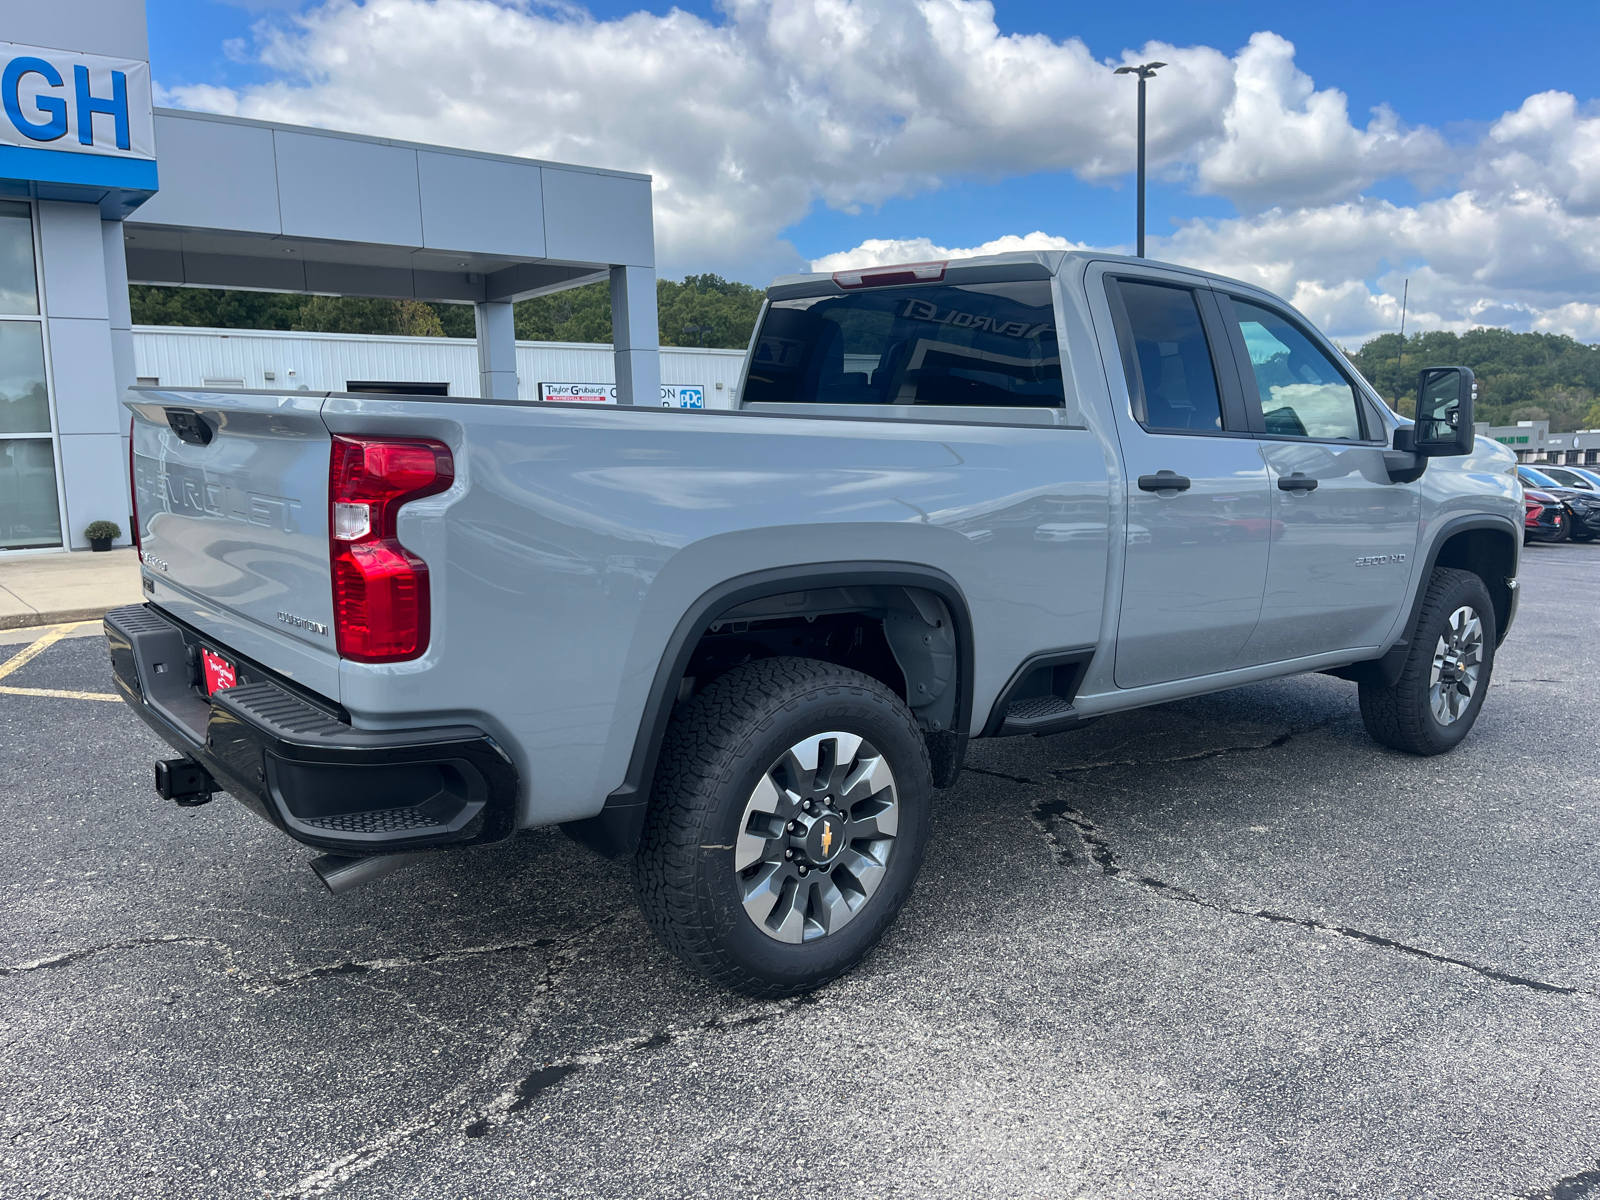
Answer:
[0, 622, 90, 681]
[0, 685, 121, 702]
[0, 622, 118, 701]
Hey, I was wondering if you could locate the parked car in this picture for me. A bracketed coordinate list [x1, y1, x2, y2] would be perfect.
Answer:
[108, 251, 1522, 996]
[1524, 489, 1568, 543]
[1516, 466, 1600, 541]
[1534, 464, 1600, 492]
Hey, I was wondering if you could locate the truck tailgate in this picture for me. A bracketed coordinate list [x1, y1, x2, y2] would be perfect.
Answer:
[128, 389, 341, 698]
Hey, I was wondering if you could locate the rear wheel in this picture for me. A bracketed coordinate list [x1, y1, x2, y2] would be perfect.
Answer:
[1359, 567, 1496, 756]
[634, 657, 932, 997]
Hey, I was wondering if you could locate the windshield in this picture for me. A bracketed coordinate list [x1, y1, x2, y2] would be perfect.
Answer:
[1519, 467, 1562, 488]
[1541, 467, 1596, 489]
[744, 280, 1064, 409]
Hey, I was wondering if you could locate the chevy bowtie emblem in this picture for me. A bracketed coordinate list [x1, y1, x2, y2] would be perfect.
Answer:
[821, 822, 835, 857]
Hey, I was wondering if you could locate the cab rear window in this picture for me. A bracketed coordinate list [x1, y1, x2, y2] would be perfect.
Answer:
[744, 281, 1065, 409]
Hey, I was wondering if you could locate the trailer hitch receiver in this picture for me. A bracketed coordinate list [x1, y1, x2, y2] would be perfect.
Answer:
[154, 757, 218, 807]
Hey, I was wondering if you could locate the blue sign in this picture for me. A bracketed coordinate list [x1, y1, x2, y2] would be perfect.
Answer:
[0, 41, 156, 198]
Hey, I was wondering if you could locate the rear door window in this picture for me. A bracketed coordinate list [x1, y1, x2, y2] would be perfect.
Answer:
[744, 280, 1064, 409]
[1228, 299, 1365, 441]
[1111, 280, 1226, 433]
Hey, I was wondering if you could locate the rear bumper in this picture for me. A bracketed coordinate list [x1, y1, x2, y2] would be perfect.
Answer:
[105, 604, 520, 854]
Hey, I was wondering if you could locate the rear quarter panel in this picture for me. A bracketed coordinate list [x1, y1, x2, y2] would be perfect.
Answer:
[321, 397, 1111, 827]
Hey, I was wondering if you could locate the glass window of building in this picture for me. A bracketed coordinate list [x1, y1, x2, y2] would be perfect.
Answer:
[0, 201, 39, 316]
[0, 202, 60, 551]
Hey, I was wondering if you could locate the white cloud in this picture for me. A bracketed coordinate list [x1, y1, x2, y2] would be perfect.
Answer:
[154, 81, 241, 115]
[809, 230, 1090, 273]
[1193, 32, 1449, 209]
[156, 0, 1600, 345]
[153, 0, 1332, 278]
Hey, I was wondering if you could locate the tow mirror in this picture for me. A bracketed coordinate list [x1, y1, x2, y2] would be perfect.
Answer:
[1412, 366, 1476, 457]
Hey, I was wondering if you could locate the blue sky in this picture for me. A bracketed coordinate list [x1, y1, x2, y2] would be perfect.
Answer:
[149, 0, 1599, 261]
[147, 0, 1600, 343]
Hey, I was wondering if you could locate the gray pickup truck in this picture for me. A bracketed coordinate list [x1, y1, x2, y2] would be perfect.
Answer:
[108, 251, 1521, 996]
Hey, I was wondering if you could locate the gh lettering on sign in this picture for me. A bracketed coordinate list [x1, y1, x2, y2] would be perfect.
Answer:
[0, 42, 155, 160]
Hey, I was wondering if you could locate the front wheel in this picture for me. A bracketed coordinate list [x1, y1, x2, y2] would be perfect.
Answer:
[1359, 567, 1496, 756]
[634, 657, 933, 997]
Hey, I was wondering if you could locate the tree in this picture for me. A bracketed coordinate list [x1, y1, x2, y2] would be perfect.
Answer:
[294, 296, 446, 337]
[130, 285, 463, 337]
[129, 274, 765, 351]
[1346, 326, 1600, 431]
[509, 273, 765, 348]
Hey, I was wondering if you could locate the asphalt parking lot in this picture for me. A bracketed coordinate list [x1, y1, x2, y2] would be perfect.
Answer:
[2, 546, 1598, 1200]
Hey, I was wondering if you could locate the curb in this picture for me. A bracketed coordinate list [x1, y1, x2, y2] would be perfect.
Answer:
[0, 607, 113, 632]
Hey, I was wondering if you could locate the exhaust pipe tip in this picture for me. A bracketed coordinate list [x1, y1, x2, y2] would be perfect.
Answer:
[309, 852, 425, 896]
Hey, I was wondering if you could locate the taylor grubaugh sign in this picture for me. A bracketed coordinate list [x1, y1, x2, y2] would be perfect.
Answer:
[537, 384, 706, 408]
[0, 42, 155, 160]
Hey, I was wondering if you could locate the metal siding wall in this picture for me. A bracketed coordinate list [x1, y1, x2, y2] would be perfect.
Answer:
[133, 328, 749, 407]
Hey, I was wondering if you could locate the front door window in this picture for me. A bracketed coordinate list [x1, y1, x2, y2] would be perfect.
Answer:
[1231, 298, 1363, 441]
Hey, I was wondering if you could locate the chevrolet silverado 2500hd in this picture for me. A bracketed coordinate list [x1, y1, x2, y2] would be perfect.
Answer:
[108, 251, 1520, 996]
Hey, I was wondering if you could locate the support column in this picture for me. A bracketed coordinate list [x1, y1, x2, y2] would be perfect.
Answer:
[610, 265, 659, 407]
[474, 300, 518, 400]
[104, 218, 136, 526]
[38, 201, 126, 550]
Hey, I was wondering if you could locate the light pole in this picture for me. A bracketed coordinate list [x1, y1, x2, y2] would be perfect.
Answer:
[1114, 61, 1165, 257]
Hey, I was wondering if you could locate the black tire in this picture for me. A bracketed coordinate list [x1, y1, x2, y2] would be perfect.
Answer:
[634, 657, 932, 997]
[1359, 567, 1496, 756]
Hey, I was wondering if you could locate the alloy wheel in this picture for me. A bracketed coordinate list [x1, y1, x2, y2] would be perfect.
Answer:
[735, 731, 899, 943]
[1429, 605, 1484, 725]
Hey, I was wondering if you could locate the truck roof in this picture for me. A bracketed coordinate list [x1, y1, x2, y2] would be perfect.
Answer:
[767, 249, 1254, 297]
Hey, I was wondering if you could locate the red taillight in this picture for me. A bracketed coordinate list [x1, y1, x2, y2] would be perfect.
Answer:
[832, 260, 947, 289]
[329, 435, 454, 662]
[129, 416, 140, 553]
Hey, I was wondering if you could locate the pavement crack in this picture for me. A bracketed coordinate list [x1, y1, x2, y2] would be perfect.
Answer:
[453, 999, 805, 1143]
[1248, 911, 1578, 995]
[254, 938, 556, 993]
[1027, 791, 1583, 999]
[0, 935, 237, 977]
[1, 933, 555, 995]
[1047, 728, 1302, 777]
[282, 913, 621, 1198]
[963, 765, 1050, 787]
[1521, 1161, 1600, 1200]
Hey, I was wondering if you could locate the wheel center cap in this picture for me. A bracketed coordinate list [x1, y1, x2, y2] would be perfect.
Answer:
[798, 809, 845, 864]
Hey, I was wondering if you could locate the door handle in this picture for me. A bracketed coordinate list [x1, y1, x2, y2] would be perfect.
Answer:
[1277, 472, 1319, 492]
[1137, 471, 1192, 493]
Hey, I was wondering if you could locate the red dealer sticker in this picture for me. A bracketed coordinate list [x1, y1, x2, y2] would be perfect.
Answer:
[201, 648, 237, 695]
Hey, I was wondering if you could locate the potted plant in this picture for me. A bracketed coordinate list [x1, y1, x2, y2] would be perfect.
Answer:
[84, 520, 122, 552]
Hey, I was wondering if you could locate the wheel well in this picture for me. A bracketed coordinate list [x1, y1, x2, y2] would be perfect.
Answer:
[1434, 527, 1517, 643]
[678, 584, 962, 734]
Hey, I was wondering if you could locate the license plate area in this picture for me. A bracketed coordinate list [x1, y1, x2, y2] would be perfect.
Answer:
[201, 647, 238, 696]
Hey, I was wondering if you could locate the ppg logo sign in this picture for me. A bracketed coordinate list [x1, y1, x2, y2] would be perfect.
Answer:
[0, 42, 154, 160]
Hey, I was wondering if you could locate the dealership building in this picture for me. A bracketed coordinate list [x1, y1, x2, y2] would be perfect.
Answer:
[0, 0, 662, 554]
[1475, 421, 1600, 465]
